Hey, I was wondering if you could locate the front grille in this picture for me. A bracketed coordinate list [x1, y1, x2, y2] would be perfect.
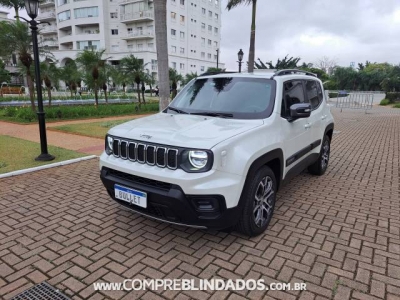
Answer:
[112, 138, 179, 170]
[107, 168, 172, 191]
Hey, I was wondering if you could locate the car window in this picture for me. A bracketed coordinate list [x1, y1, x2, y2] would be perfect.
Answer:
[281, 80, 307, 118]
[304, 80, 322, 110]
[169, 77, 276, 119]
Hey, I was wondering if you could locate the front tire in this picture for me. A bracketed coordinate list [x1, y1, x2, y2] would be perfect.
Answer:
[308, 135, 331, 175]
[236, 166, 277, 236]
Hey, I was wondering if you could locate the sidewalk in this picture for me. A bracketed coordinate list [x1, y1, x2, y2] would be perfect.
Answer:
[0, 114, 151, 156]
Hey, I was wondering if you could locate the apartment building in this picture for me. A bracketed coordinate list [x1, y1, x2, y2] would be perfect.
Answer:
[38, 0, 224, 80]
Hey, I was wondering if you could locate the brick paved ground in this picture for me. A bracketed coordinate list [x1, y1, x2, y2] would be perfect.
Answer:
[0, 107, 399, 300]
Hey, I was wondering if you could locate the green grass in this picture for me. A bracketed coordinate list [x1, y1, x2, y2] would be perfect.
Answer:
[0, 135, 86, 174]
[0, 102, 159, 123]
[0, 93, 159, 102]
[394, 103, 400, 108]
[51, 119, 133, 139]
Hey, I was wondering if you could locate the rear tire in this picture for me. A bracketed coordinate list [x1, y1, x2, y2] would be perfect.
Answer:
[308, 135, 331, 175]
[236, 166, 277, 236]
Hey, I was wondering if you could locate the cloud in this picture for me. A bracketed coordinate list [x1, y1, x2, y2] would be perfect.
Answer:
[220, 0, 400, 70]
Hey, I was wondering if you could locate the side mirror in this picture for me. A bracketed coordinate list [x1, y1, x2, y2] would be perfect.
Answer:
[289, 103, 311, 120]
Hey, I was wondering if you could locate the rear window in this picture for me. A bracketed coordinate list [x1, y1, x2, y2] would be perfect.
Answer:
[168, 77, 276, 119]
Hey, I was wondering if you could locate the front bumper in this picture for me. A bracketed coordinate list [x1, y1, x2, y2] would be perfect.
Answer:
[100, 167, 241, 230]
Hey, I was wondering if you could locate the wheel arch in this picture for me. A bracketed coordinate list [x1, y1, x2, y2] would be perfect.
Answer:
[237, 149, 284, 209]
[325, 123, 334, 141]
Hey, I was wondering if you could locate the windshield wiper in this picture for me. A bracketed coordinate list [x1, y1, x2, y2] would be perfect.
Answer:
[167, 107, 189, 114]
[191, 112, 234, 118]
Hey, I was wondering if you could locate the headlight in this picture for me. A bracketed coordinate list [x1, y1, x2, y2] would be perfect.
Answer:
[181, 149, 213, 172]
[189, 151, 208, 169]
[105, 135, 113, 155]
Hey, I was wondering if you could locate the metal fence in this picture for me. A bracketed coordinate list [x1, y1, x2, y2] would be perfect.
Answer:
[334, 92, 374, 113]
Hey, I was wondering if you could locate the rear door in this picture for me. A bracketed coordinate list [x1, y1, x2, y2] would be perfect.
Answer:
[280, 80, 314, 175]
[304, 80, 325, 153]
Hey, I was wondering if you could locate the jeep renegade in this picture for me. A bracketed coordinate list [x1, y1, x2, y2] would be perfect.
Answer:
[100, 69, 334, 236]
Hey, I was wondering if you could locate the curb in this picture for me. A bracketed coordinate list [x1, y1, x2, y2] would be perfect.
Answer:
[0, 155, 98, 179]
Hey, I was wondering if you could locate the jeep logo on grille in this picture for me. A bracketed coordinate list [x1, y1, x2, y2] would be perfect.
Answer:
[140, 134, 152, 139]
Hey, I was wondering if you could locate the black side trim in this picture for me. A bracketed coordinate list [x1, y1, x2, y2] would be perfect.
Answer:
[281, 153, 319, 187]
[286, 139, 321, 167]
[324, 123, 334, 139]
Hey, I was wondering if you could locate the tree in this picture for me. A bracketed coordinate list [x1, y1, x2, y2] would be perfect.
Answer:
[227, 0, 258, 73]
[144, 69, 156, 96]
[120, 54, 147, 105]
[40, 62, 59, 106]
[0, 21, 50, 111]
[315, 56, 337, 75]
[154, 0, 170, 111]
[255, 55, 301, 69]
[206, 67, 225, 73]
[76, 49, 107, 107]
[169, 68, 183, 99]
[60, 60, 81, 98]
[0, 60, 11, 84]
[109, 66, 126, 95]
[0, 0, 25, 20]
[183, 72, 198, 85]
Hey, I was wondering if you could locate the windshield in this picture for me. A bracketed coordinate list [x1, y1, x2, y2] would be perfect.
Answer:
[167, 77, 276, 119]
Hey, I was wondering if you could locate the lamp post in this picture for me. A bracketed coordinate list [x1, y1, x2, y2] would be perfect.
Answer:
[237, 49, 244, 73]
[23, 0, 55, 161]
[216, 49, 219, 69]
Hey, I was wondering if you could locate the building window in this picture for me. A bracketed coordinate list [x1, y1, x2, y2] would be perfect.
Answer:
[207, 53, 211, 59]
[215, 13, 219, 20]
[180, 0, 185, 5]
[77, 40, 100, 50]
[180, 15, 185, 23]
[201, 52, 205, 58]
[111, 45, 119, 51]
[214, 27, 218, 34]
[148, 42, 154, 50]
[74, 7, 99, 19]
[58, 0, 69, 6]
[180, 31, 185, 39]
[171, 12, 176, 20]
[202, 8, 206, 15]
[208, 10, 212, 17]
[171, 46, 176, 53]
[110, 12, 117, 19]
[214, 55, 217, 60]
[171, 29, 176, 36]
[201, 38, 205, 46]
[138, 43, 143, 51]
[180, 63, 185, 69]
[201, 23, 205, 30]
[208, 39, 212, 46]
[58, 10, 71, 22]
[180, 47, 184, 54]
[172, 62, 177, 69]
[208, 25, 212, 32]
[111, 29, 118, 35]
[214, 41, 218, 47]
[201, 66, 205, 71]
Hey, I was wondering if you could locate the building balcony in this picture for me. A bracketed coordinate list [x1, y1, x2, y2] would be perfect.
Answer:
[120, 10, 153, 23]
[39, 0, 55, 8]
[37, 12, 56, 21]
[40, 26, 58, 35]
[122, 30, 154, 40]
[42, 39, 59, 48]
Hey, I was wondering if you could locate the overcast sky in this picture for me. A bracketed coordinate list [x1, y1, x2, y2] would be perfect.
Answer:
[2, 0, 400, 71]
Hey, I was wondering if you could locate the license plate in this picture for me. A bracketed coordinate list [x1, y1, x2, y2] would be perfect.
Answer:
[114, 184, 147, 208]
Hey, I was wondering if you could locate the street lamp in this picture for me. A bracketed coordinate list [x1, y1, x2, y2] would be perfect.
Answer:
[237, 49, 244, 73]
[23, 0, 55, 161]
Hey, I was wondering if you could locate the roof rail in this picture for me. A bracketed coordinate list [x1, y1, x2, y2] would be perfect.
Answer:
[272, 69, 317, 78]
[199, 71, 238, 77]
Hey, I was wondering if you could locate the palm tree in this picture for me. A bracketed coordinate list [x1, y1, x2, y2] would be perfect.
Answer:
[154, 0, 170, 111]
[76, 49, 107, 107]
[60, 60, 81, 98]
[144, 69, 156, 96]
[169, 68, 183, 99]
[0, 0, 25, 20]
[0, 60, 11, 85]
[0, 21, 50, 111]
[183, 72, 198, 85]
[109, 66, 126, 95]
[227, 0, 257, 73]
[120, 54, 147, 105]
[40, 62, 59, 106]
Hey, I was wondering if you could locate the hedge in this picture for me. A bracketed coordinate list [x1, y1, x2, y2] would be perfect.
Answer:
[385, 92, 400, 103]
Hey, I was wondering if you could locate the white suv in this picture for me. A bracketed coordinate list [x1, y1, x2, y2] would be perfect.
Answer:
[100, 69, 334, 236]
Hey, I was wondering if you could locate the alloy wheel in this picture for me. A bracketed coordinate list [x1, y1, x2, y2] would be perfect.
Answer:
[253, 176, 274, 228]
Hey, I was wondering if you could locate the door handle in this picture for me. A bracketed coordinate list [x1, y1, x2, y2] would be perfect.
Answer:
[321, 115, 327, 120]
[305, 123, 312, 129]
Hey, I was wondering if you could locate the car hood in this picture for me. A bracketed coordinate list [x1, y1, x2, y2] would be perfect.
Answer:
[107, 112, 264, 149]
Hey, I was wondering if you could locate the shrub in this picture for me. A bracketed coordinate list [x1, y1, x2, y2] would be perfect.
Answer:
[394, 103, 400, 108]
[329, 92, 348, 98]
[380, 99, 391, 106]
[385, 92, 400, 103]
[0, 103, 159, 122]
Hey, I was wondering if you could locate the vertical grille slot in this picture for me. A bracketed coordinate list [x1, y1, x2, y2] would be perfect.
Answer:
[113, 139, 120, 157]
[146, 146, 156, 165]
[156, 147, 166, 167]
[137, 144, 146, 163]
[120, 141, 128, 159]
[167, 149, 178, 169]
[128, 142, 136, 161]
